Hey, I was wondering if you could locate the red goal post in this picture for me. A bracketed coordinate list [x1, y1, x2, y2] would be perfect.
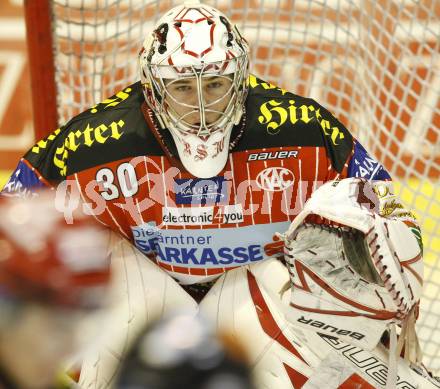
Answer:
[24, 0, 58, 140]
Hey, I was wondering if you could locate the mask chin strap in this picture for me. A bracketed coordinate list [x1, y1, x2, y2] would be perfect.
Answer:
[386, 305, 422, 389]
[397, 305, 423, 364]
[387, 322, 398, 389]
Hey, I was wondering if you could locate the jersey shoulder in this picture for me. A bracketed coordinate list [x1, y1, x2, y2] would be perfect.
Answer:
[238, 74, 353, 172]
[24, 82, 164, 181]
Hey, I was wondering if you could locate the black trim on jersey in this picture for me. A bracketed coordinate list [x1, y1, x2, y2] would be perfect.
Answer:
[23, 76, 353, 181]
[24, 82, 165, 182]
[235, 77, 353, 172]
[237, 92, 324, 149]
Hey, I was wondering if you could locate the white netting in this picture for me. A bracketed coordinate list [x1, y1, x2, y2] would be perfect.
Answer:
[49, 0, 439, 373]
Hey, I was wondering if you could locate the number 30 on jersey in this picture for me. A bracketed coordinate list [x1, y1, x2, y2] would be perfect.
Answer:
[96, 163, 139, 200]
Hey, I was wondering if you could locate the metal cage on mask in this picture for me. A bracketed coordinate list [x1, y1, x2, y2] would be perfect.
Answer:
[145, 55, 249, 138]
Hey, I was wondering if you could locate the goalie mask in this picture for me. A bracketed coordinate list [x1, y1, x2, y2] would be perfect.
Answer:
[139, 3, 250, 178]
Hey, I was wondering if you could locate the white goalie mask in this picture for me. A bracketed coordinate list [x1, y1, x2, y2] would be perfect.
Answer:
[139, 3, 250, 178]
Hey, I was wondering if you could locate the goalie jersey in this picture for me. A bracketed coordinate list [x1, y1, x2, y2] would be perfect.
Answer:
[1, 75, 416, 284]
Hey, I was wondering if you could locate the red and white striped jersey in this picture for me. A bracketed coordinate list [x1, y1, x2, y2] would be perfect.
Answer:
[3, 75, 397, 285]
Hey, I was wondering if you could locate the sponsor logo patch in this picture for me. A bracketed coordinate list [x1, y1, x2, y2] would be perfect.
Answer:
[89, 87, 132, 114]
[162, 204, 244, 226]
[31, 120, 125, 177]
[130, 221, 290, 275]
[131, 224, 264, 267]
[247, 150, 298, 162]
[256, 167, 294, 191]
[174, 177, 228, 205]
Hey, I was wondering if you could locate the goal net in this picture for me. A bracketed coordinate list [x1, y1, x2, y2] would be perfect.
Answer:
[25, 0, 440, 374]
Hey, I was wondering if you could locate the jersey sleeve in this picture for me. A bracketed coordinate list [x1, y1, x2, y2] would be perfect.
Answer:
[1, 82, 148, 199]
[345, 139, 422, 252]
[347, 140, 391, 181]
[1, 127, 66, 197]
[1, 159, 49, 197]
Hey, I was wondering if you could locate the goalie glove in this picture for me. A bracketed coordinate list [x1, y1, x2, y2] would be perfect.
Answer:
[281, 178, 423, 358]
